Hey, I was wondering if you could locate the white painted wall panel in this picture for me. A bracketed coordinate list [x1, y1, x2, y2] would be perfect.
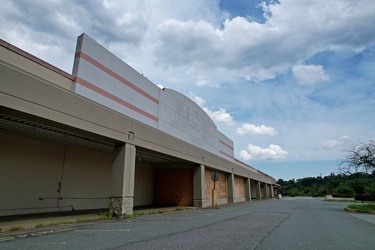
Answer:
[72, 34, 234, 162]
[73, 83, 158, 128]
[75, 59, 158, 116]
[74, 34, 160, 101]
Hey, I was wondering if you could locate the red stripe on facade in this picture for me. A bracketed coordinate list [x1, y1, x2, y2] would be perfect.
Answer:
[75, 52, 159, 104]
[219, 140, 234, 150]
[75, 77, 158, 122]
[219, 150, 234, 159]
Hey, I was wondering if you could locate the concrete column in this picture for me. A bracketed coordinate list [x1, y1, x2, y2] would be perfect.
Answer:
[245, 178, 251, 201]
[193, 164, 206, 207]
[257, 181, 261, 200]
[227, 173, 235, 203]
[271, 185, 275, 198]
[265, 184, 269, 199]
[110, 143, 136, 217]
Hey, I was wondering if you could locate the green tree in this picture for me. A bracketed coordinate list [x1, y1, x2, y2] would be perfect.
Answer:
[335, 182, 355, 197]
[364, 183, 375, 201]
[350, 179, 366, 194]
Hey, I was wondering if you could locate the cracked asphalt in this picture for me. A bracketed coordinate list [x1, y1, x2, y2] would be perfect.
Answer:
[1, 197, 375, 250]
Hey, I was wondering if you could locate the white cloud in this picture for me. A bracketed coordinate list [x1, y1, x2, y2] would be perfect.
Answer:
[204, 108, 234, 125]
[190, 94, 206, 107]
[153, 0, 375, 82]
[292, 64, 330, 84]
[190, 93, 234, 126]
[196, 74, 219, 87]
[319, 135, 351, 149]
[240, 144, 288, 160]
[237, 123, 277, 136]
[2, 0, 374, 83]
[319, 139, 343, 149]
[340, 135, 351, 140]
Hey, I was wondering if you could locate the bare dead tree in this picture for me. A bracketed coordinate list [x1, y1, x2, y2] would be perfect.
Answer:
[339, 140, 375, 174]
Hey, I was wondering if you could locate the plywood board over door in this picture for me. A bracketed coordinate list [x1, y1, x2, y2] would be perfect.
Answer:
[154, 169, 193, 206]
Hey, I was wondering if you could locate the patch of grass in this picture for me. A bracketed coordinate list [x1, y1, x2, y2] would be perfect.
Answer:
[48, 220, 72, 226]
[122, 212, 145, 219]
[325, 199, 361, 203]
[10, 226, 23, 231]
[345, 203, 375, 213]
[35, 223, 45, 228]
[175, 206, 190, 211]
[76, 218, 91, 223]
[76, 214, 112, 223]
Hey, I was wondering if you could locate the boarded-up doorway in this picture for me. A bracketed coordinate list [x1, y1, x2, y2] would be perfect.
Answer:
[154, 169, 193, 206]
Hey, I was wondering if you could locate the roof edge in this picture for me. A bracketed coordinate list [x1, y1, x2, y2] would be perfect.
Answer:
[0, 39, 74, 81]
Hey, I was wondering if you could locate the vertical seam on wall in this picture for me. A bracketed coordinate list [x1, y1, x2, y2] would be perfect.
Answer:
[57, 145, 67, 207]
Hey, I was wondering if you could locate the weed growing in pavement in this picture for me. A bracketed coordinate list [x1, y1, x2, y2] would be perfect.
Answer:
[122, 212, 145, 219]
[35, 223, 45, 228]
[48, 221, 72, 226]
[10, 226, 22, 231]
[175, 206, 191, 211]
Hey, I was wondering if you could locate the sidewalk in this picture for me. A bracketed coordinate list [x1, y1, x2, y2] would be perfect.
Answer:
[0, 206, 186, 232]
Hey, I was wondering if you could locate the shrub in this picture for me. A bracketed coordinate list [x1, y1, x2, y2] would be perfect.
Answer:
[364, 183, 375, 201]
[335, 182, 355, 197]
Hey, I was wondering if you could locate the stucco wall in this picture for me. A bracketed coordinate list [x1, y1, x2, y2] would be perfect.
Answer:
[0, 133, 112, 216]
[57, 146, 112, 210]
[134, 161, 154, 206]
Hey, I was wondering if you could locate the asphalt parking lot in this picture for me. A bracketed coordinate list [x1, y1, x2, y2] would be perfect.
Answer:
[1, 197, 375, 249]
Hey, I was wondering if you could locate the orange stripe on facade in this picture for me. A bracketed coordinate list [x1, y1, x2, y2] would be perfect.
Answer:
[75, 77, 158, 122]
[75, 52, 159, 104]
[219, 140, 234, 150]
[219, 150, 234, 159]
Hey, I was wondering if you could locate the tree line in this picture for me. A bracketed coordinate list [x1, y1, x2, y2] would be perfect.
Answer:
[277, 172, 375, 200]
[277, 140, 375, 200]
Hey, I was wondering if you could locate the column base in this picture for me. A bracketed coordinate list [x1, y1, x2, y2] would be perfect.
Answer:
[110, 197, 133, 217]
[193, 199, 206, 207]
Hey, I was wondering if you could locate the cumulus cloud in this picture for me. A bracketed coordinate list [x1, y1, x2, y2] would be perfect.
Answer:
[190, 94, 206, 107]
[153, 0, 375, 82]
[240, 144, 288, 160]
[237, 123, 277, 136]
[190, 93, 234, 125]
[203, 108, 234, 125]
[292, 64, 330, 84]
[2, 0, 374, 83]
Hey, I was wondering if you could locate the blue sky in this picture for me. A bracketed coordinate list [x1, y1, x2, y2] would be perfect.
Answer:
[1, 0, 374, 180]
